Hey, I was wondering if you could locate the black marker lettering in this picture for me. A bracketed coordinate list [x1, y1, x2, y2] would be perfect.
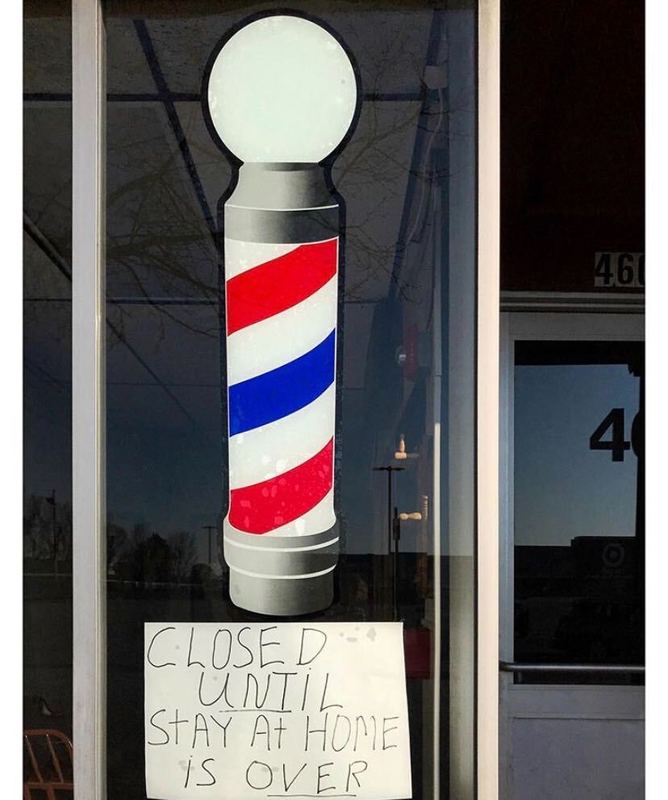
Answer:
[260, 626, 284, 668]
[243, 673, 270, 709]
[250, 714, 271, 750]
[245, 760, 273, 790]
[212, 629, 233, 670]
[251, 714, 271, 750]
[282, 762, 307, 792]
[168, 709, 189, 746]
[234, 626, 254, 668]
[192, 713, 210, 748]
[147, 709, 169, 745]
[146, 626, 176, 668]
[316, 762, 335, 795]
[304, 713, 328, 752]
[197, 758, 217, 786]
[298, 628, 327, 665]
[184, 755, 193, 788]
[332, 714, 352, 752]
[319, 673, 343, 712]
[301, 671, 311, 711]
[209, 714, 232, 748]
[274, 716, 287, 750]
[353, 716, 367, 751]
[273, 671, 297, 711]
[187, 627, 205, 669]
[382, 716, 399, 750]
[345, 760, 368, 792]
[198, 671, 235, 708]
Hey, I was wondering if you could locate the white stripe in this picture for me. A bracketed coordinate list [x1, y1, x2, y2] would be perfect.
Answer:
[226, 277, 338, 385]
[225, 537, 339, 553]
[225, 489, 336, 538]
[230, 564, 336, 580]
[224, 240, 297, 280]
[228, 386, 335, 489]
[224, 236, 337, 279]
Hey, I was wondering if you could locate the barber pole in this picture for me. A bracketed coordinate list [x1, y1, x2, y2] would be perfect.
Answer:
[203, 13, 359, 614]
[223, 206, 341, 615]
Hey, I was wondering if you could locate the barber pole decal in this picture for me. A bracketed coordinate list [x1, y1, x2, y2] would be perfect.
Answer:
[203, 11, 359, 614]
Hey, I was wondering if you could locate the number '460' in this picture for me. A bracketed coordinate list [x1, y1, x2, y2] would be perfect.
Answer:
[589, 408, 642, 462]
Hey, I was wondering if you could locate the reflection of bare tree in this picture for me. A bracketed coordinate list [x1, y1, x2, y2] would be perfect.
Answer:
[24, 494, 72, 564]
[28, 85, 459, 363]
[105, 84, 450, 325]
[168, 530, 197, 582]
[107, 121, 220, 337]
[107, 521, 129, 574]
[108, 523, 199, 584]
[336, 97, 443, 303]
[24, 499, 202, 584]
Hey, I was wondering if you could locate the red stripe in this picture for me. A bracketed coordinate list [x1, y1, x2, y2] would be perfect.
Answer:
[229, 439, 334, 534]
[226, 239, 337, 335]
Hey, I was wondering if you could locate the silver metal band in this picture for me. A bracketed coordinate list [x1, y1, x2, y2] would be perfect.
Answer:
[229, 569, 334, 617]
[224, 526, 338, 577]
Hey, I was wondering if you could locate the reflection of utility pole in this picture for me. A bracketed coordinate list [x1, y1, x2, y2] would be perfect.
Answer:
[373, 466, 404, 618]
[373, 466, 405, 555]
[202, 525, 216, 568]
[392, 508, 423, 621]
[392, 507, 400, 621]
[46, 489, 57, 575]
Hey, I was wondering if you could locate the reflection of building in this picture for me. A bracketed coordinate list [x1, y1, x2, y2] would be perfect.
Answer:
[515, 537, 641, 666]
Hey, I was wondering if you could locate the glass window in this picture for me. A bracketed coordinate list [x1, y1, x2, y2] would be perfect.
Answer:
[23, 0, 75, 795]
[513, 340, 644, 682]
[500, 0, 644, 295]
[103, 2, 477, 797]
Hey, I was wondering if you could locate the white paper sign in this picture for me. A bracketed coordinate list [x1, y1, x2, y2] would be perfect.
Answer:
[144, 622, 412, 800]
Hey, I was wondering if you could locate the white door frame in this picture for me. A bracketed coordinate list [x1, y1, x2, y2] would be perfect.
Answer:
[499, 304, 645, 800]
[478, 2, 501, 798]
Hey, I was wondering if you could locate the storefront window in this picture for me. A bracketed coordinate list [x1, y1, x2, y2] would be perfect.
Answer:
[23, 1, 75, 795]
[32, 1, 481, 797]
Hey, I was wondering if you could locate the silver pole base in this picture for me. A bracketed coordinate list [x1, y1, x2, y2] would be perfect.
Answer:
[229, 568, 333, 616]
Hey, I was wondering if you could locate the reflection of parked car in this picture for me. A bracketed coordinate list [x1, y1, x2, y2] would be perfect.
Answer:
[554, 599, 643, 662]
[514, 596, 575, 660]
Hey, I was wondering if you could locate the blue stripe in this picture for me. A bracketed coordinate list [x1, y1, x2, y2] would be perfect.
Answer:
[229, 330, 335, 436]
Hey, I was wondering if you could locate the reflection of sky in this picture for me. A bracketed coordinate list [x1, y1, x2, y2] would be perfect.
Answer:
[514, 363, 639, 547]
[106, 395, 223, 544]
[24, 297, 434, 561]
[23, 7, 472, 562]
[27, 356, 640, 560]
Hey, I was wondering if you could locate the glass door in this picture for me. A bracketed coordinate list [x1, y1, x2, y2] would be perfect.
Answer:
[499, 311, 645, 800]
[100, 3, 480, 799]
[513, 339, 643, 675]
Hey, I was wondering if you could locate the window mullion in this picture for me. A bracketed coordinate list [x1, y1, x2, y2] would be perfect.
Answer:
[72, 0, 107, 797]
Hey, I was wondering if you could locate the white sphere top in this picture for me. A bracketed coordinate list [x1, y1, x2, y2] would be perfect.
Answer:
[206, 14, 358, 164]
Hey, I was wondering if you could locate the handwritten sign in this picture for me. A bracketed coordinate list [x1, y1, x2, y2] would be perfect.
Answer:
[144, 622, 412, 800]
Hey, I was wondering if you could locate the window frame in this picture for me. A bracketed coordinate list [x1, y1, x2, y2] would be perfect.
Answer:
[499, 308, 645, 674]
[72, 0, 106, 797]
[70, 1, 501, 797]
